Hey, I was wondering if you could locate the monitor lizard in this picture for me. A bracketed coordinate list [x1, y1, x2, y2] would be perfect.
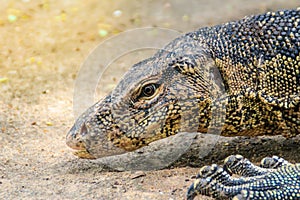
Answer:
[66, 8, 300, 199]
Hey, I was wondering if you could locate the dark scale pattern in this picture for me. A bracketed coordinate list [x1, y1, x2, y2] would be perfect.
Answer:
[193, 9, 300, 137]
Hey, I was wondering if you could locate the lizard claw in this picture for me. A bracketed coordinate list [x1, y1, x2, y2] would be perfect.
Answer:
[187, 155, 300, 200]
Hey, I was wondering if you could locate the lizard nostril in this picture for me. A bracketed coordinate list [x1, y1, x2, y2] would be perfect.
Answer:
[66, 123, 89, 150]
[80, 123, 88, 136]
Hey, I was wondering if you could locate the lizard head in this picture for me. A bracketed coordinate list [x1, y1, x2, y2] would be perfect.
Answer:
[66, 34, 221, 159]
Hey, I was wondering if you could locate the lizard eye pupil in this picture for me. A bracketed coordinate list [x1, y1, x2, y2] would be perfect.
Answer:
[142, 83, 157, 97]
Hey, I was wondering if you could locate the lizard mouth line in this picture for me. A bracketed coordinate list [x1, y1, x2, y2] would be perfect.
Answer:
[72, 149, 97, 159]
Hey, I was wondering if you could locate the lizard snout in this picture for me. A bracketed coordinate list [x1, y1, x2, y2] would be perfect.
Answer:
[66, 122, 87, 151]
[66, 122, 98, 159]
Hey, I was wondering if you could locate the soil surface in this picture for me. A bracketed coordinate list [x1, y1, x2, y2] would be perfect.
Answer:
[0, 1, 299, 199]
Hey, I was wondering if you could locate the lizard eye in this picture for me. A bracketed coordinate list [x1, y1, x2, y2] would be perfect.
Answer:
[132, 81, 163, 108]
[141, 83, 158, 98]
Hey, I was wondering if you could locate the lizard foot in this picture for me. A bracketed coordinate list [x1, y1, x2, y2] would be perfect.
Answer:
[187, 155, 300, 200]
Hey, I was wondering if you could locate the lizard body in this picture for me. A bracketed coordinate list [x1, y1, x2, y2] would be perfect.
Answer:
[67, 9, 300, 199]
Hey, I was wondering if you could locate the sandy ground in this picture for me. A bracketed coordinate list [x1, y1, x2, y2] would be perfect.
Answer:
[0, 0, 299, 199]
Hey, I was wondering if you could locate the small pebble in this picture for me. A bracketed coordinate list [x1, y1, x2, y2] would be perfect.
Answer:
[190, 175, 197, 179]
[8, 15, 17, 22]
[42, 90, 50, 94]
[171, 189, 177, 195]
[113, 10, 122, 17]
[114, 181, 121, 185]
[46, 122, 53, 126]
[0, 77, 8, 83]
[98, 29, 108, 37]
[130, 171, 146, 179]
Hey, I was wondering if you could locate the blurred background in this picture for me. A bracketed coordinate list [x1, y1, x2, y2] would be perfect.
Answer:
[0, 0, 298, 106]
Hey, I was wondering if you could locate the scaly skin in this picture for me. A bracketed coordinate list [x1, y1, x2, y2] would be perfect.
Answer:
[66, 9, 300, 199]
[187, 155, 300, 200]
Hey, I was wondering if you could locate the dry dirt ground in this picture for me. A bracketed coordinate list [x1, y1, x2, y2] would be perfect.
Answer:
[0, 1, 299, 199]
